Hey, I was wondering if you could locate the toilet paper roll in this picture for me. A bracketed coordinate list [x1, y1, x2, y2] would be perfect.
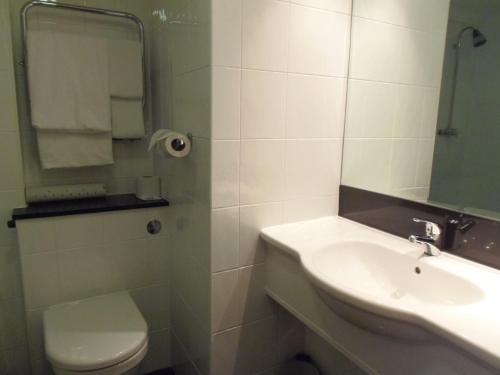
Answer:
[136, 176, 161, 201]
[26, 184, 107, 203]
[148, 129, 191, 158]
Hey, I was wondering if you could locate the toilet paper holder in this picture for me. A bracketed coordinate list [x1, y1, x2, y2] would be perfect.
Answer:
[148, 130, 193, 158]
[171, 133, 193, 152]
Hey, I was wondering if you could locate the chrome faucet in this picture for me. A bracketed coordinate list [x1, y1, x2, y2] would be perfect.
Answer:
[409, 218, 442, 257]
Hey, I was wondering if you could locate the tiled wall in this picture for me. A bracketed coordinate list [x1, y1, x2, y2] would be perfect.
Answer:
[0, 1, 31, 373]
[150, 0, 212, 374]
[210, 0, 352, 373]
[8, 0, 155, 194]
[16, 208, 171, 375]
[342, 0, 450, 202]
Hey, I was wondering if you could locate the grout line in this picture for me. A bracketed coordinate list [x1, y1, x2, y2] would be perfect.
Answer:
[240, 66, 348, 80]
[352, 14, 448, 36]
[212, 192, 340, 211]
[288, 1, 352, 16]
[212, 313, 277, 336]
[348, 77, 440, 90]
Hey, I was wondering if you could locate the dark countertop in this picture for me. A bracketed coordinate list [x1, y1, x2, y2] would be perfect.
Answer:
[8, 194, 169, 228]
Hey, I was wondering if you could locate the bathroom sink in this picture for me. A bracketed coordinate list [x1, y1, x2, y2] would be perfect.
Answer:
[261, 217, 500, 369]
[309, 241, 483, 307]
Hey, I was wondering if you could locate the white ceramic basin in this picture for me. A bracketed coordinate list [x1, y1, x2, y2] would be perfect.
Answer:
[311, 241, 483, 307]
[261, 217, 500, 369]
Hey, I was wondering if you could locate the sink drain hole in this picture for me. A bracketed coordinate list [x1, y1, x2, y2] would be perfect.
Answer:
[414, 266, 421, 274]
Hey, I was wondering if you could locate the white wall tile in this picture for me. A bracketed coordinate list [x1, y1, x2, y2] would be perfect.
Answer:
[141, 329, 171, 373]
[0, 298, 26, 350]
[0, 9, 12, 72]
[239, 202, 283, 267]
[240, 140, 285, 205]
[285, 139, 342, 199]
[211, 317, 277, 375]
[212, 67, 241, 140]
[283, 195, 338, 222]
[21, 252, 60, 309]
[211, 269, 239, 332]
[393, 86, 425, 138]
[52, 214, 105, 249]
[211, 207, 239, 272]
[390, 139, 419, 191]
[342, 139, 392, 194]
[353, 0, 450, 33]
[212, 140, 240, 208]
[57, 245, 116, 301]
[0, 246, 23, 301]
[288, 4, 350, 77]
[0, 132, 24, 191]
[421, 88, 440, 138]
[242, 0, 290, 71]
[0, 72, 18, 132]
[241, 70, 287, 139]
[146, 236, 170, 285]
[130, 284, 170, 333]
[212, 0, 242, 67]
[416, 139, 435, 187]
[103, 211, 149, 243]
[208, 0, 356, 373]
[286, 74, 346, 139]
[345, 80, 396, 139]
[17, 219, 56, 255]
[108, 239, 155, 291]
[349, 17, 403, 83]
[238, 264, 275, 323]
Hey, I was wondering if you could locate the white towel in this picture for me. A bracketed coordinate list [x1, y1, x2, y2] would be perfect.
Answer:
[111, 98, 145, 139]
[108, 39, 143, 98]
[27, 30, 111, 133]
[37, 131, 113, 169]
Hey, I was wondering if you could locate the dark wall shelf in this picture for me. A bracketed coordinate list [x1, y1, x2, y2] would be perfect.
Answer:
[8, 194, 169, 228]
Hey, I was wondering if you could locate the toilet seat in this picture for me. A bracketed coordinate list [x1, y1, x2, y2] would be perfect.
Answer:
[44, 293, 148, 373]
[53, 340, 148, 375]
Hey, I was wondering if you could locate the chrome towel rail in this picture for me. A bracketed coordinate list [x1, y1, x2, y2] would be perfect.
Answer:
[20, 0, 146, 107]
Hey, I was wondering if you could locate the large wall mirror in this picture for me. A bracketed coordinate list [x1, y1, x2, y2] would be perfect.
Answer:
[342, 0, 500, 221]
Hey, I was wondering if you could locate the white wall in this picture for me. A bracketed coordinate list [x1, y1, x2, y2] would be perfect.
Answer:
[150, 0, 212, 374]
[342, 0, 450, 202]
[0, 1, 31, 373]
[16, 208, 171, 375]
[210, 0, 352, 374]
[8, 0, 155, 195]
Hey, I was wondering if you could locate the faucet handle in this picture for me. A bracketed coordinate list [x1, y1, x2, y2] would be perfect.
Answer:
[412, 218, 441, 240]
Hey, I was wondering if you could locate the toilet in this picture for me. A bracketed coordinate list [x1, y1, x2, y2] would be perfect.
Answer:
[43, 293, 148, 375]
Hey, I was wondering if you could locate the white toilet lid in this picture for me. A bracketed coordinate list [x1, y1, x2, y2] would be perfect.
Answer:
[44, 293, 148, 372]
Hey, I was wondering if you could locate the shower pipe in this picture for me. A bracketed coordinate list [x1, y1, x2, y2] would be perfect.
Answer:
[439, 26, 487, 137]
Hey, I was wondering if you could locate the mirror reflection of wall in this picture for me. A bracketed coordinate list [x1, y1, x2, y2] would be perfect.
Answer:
[341, 0, 500, 222]
[342, 0, 450, 202]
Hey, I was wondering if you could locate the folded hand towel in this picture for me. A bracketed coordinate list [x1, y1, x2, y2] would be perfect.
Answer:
[37, 131, 113, 169]
[27, 30, 111, 133]
[111, 98, 145, 139]
[108, 39, 143, 99]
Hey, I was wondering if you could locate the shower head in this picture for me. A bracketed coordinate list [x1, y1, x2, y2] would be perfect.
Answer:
[456, 26, 487, 49]
[472, 28, 487, 47]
